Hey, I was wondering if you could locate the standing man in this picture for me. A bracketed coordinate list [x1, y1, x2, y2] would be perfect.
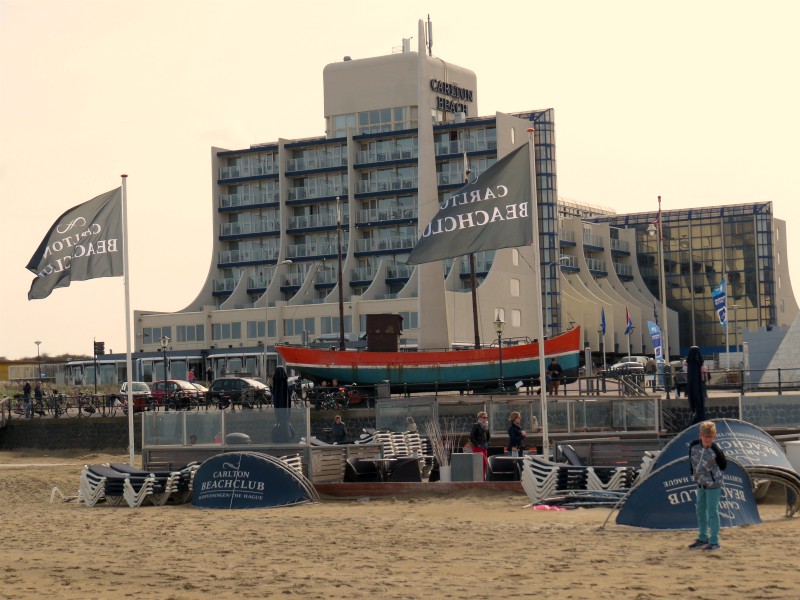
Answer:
[23, 381, 32, 418]
[645, 357, 657, 390]
[206, 365, 214, 383]
[331, 415, 348, 444]
[34, 382, 44, 416]
[686, 346, 706, 424]
[547, 357, 563, 395]
[187, 368, 196, 383]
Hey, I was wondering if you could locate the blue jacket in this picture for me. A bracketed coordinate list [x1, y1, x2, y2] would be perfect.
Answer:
[689, 439, 727, 488]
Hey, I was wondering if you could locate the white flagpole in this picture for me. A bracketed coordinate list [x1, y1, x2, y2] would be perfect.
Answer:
[121, 175, 135, 466]
[602, 330, 607, 371]
[723, 278, 730, 367]
[526, 129, 549, 458]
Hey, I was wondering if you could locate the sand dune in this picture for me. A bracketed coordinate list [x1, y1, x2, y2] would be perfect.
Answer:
[1, 450, 798, 599]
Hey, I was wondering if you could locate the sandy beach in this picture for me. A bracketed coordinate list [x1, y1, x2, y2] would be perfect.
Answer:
[1, 450, 798, 600]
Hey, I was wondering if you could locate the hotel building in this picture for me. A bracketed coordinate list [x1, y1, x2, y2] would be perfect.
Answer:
[133, 21, 797, 381]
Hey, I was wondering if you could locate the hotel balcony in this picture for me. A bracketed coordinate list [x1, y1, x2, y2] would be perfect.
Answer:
[287, 184, 348, 202]
[219, 161, 279, 180]
[219, 189, 279, 209]
[218, 247, 278, 266]
[354, 236, 415, 253]
[285, 155, 348, 172]
[355, 146, 418, 164]
[356, 179, 417, 194]
[219, 221, 280, 238]
[286, 241, 348, 259]
[355, 206, 417, 225]
[287, 213, 348, 230]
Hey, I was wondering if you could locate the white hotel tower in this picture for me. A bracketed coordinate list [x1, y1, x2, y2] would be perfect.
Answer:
[134, 20, 795, 380]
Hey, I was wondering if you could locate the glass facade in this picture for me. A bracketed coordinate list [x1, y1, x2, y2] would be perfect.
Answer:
[594, 203, 777, 355]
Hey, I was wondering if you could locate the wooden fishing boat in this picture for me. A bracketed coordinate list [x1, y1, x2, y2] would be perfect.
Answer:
[276, 326, 581, 390]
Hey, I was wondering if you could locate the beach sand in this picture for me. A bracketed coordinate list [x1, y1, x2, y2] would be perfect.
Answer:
[1, 450, 798, 600]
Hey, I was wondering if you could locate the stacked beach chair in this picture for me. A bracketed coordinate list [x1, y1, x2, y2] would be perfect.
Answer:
[354, 429, 430, 482]
[520, 454, 639, 505]
[78, 462, 199, 508]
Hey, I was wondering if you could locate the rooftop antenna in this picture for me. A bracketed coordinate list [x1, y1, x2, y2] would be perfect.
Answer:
[426, 15, 433, 56]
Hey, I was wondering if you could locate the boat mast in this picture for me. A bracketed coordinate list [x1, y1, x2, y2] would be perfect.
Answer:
[465, 152, 481, 350]
[336, 196, 346, 351]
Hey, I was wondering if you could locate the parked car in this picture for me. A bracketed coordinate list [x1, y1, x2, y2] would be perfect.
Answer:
[190, 382, 209, 395]
[115, 381, 152, 411]
[151, 379, 206, 408]
[208, 377, 271, 408]
[608, 360, 645, 373]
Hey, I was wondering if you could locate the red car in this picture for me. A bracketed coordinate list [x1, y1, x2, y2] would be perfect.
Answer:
[151, 380, 205, 408]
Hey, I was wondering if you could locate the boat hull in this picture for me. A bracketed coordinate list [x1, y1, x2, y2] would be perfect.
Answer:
[276, 327, 581, 390]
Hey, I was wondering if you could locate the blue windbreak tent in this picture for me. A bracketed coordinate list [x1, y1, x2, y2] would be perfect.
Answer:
[192, 452, 319, 509]
[616, 457, 761, 529]
[649, 419, 800, 517]
[652, 419, 794, 471]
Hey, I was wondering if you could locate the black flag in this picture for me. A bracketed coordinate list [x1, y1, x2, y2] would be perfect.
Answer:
[407, 143, 532, 265]
[26, 187, 123, 300]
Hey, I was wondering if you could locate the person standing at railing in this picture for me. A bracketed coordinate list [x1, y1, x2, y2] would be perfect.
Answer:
[470, 411, 491, 479]
[687, 346, 706, 424]
[507, 411, 526, 456]
[548, 358, 563, 394]
[34, 382, 44, 416]
[645, 358, 657, 390]
[23, 381, 32, 418]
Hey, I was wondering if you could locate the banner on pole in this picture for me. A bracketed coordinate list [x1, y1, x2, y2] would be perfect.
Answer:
[647, 320, 663, 360]
[712, 278, 727, 327]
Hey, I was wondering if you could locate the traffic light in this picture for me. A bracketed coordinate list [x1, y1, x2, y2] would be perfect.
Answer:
[94, 341, 105, 356]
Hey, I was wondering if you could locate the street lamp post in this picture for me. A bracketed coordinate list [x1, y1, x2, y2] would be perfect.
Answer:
[35, 340, 42, 382]
[160, 335, 170, 381]
[730, 304, 741, 357]
[263, 259, 292, 380]
[647, 196, 670, 362]
[495, 314, 505, 391]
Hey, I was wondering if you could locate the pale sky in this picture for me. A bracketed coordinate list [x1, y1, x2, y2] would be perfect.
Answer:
[2, 0, 799, 360]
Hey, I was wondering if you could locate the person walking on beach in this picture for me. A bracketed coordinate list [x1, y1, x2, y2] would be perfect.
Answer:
[470, 411, 491, 479]
[688, 421, 727, 551]
[507, 411, 526, 456]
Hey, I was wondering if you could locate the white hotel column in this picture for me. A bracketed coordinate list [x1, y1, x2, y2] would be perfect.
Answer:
[415, 19, 449, 350]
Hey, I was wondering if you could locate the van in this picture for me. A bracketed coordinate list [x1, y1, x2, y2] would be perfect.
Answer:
[626, 356, 650, 368]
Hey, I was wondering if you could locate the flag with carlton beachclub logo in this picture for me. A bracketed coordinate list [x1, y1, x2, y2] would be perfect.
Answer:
[406, 143, 532, 265]
[26, 187, 124, 300]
